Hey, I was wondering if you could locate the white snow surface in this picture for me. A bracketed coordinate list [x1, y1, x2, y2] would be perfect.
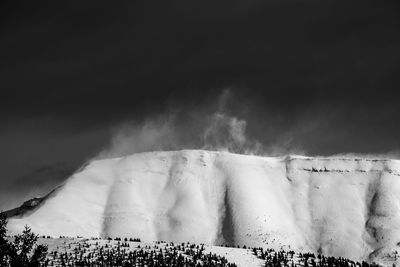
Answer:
[8, 150, 400, 264]
[37, 238, 262, 267]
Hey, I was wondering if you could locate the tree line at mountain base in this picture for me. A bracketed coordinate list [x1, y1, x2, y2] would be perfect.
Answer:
[0, 212, 388, 267]
[252, 247, 382, 267]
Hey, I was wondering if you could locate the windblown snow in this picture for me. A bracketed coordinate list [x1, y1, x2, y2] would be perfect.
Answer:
[8, 150, 400, 263]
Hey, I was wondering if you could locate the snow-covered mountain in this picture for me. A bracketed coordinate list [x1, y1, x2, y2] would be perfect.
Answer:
[7, 150, 400, 264]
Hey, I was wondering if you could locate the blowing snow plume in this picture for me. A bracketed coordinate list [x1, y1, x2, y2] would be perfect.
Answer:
[96, 89, 267, 159]
[96, 114, 179, 158]
[202, 113, 262, 154]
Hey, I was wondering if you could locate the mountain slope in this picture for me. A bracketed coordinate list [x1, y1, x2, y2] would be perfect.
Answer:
[7, 150, 400, 263]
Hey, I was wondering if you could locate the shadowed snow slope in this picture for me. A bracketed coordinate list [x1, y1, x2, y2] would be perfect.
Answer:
[8, 150, 400, 263]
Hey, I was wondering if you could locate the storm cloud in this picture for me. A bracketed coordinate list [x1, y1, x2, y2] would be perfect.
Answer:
[1, 0, 400, 210]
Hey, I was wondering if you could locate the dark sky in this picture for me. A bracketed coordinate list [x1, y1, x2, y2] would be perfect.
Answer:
[1, 0, 400, 210]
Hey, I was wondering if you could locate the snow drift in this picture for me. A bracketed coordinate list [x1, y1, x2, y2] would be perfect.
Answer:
[7, 150, 400, 263]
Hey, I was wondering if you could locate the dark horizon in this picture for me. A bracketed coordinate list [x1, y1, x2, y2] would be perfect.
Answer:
[1, 0, 400, 210]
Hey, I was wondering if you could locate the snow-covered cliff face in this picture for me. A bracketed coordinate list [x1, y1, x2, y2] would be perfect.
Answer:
[7, 150, 400, 263]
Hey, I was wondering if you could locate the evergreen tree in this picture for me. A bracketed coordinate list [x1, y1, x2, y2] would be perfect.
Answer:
[0, 213, 47, 267]
[0, 212, 11, 266]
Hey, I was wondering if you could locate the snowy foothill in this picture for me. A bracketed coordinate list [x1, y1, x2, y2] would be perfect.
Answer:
[36, 237, 260, 267]
[7, 150, 400, 265]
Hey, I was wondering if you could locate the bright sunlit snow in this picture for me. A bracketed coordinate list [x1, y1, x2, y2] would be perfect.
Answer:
[8, 150, 400, 264]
